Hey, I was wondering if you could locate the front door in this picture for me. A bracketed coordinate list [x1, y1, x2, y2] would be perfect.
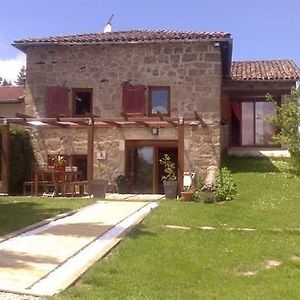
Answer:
[125, 141, 178, 194]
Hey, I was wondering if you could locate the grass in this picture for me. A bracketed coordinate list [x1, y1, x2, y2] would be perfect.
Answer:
[0, 197, 95, 235]
[53, 157, 300, 300]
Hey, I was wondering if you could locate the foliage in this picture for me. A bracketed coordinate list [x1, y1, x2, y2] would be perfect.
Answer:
[193, 173, 204, 191]
[52, 155, 67, 167]
[267, 87, 300, 165]
[214, 167, 237, 201]
[192, 191, 216, 203]
[114, 174, 129, 185]
[15, 66, 26, 86]
[0, 77, 12, 86]
[159, 153, 176, 181]
[0, 126, 35, 194]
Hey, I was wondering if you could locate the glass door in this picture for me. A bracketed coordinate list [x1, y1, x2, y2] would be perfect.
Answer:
[231, 101, 276, 146]
[125, 141, 178, 194]
[126, 146, 154, 194]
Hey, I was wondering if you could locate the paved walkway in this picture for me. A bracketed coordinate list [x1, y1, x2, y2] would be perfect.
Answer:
[0, 201, 157, 297]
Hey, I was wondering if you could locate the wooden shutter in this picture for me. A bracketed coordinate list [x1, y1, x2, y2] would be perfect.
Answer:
[46, 86, 69, 117]
[122, 85, 145, 115]
[221, 91, 230, 124]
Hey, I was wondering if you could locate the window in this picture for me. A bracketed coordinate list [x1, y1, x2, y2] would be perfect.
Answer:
[46, 86, 69, 117]
[231, 100, 277, 146]
[73, 88, 92, 116]
[149, 86, 170, 116]
[122, 85, 145, 115]
[122, 85, 170, 116]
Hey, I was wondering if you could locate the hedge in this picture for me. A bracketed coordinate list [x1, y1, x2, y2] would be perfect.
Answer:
[0, 126, 35, 194]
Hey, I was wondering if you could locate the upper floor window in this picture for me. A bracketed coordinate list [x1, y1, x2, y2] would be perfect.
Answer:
[148, 86, 170, 116]
[73, 88, 92, 116]
[122, 85, 170, 116]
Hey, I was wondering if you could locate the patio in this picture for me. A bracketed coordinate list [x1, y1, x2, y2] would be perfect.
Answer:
[1, 112, 203, 196]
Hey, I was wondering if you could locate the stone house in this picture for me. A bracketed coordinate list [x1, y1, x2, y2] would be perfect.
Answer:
[8, 29, 300, 194]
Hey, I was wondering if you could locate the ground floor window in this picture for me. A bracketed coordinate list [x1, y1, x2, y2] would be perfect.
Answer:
[231, 101, 276, 146]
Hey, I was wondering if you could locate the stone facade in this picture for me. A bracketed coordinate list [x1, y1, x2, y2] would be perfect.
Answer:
[25, 41, 222, 186]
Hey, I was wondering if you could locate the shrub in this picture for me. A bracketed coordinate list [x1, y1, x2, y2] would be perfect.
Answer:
[192, 191, 216, 204]
[214, 167, 238, 202]
[193, 173, 204, 192]
[0, 126, 35, 194]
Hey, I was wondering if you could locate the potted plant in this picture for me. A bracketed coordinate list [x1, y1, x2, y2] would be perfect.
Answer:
[181, 186, 196, 201]
[92, 161, 108, 199]
[52, 155, 67, 171]
[159, 154, 177, 199]
[114, 175, 129, 194]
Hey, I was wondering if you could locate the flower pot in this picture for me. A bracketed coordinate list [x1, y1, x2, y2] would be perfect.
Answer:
[117, 182, 128, 194]
[181, 191, 194, 201]
[163, 180, 177, 199]
[92, 179, 107, 198]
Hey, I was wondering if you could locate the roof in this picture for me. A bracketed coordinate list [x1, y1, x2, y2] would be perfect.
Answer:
[13, 29, 231, 48]
[231, 60, 300, 81]
[0, 86, 25, 103]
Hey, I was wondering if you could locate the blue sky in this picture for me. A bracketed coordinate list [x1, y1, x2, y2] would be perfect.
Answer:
[0, 0, 299, 82]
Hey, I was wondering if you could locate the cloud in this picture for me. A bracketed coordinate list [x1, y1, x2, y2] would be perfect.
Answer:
[0, 54, 26, 84]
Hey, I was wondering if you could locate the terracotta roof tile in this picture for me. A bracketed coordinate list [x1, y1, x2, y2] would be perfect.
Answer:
[231, 60, 300, 80]
[13, 29, 231, 47]
[0, 86, 25, 103]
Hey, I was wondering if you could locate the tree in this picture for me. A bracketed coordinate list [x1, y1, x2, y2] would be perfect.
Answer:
[0, 78, 12, 86]
[267, 87, 300, 165]
[15, 66, 26, 86]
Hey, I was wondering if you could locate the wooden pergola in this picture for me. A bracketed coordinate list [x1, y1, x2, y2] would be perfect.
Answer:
[1, 112, 205, 195]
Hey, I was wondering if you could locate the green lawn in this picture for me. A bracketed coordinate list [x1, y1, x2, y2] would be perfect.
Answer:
[0, 197, 95, 236]
[53, 157, 300, 300]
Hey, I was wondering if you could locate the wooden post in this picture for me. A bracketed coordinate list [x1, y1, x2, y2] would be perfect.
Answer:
[87, 118, 94, 195]
[1, 120, 9, 194]
[178, 117, 184, 193]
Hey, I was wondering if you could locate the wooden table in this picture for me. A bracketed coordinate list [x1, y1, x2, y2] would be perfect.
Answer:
[34, 168, 82, 196]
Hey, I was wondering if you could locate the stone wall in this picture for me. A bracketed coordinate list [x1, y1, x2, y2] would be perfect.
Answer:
[25, 41, 222, 184]
[0, 102, 24, 118]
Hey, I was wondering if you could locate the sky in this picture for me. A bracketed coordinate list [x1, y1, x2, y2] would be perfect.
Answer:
[0, 0, 300, 83]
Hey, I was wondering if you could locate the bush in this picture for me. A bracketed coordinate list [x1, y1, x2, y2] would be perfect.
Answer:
[193, 173, 204, 192]
[192, 191, 216, 204]
[0, 126, 35, 194]
[214, 167, 238, 202]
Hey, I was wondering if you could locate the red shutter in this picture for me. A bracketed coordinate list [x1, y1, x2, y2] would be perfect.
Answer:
[122, 85, 145, 115]
[46, 86, 69, 117]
